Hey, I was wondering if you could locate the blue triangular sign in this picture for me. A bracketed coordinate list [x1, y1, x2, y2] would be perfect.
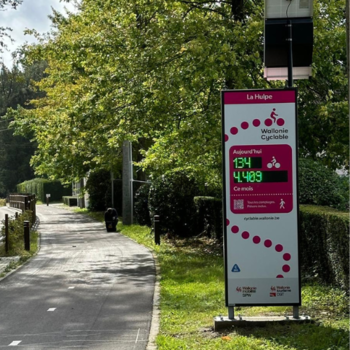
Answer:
[231, 264, 240, 272]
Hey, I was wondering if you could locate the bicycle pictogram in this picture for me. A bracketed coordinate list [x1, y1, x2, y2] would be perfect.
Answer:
[267, 156, 280, 169]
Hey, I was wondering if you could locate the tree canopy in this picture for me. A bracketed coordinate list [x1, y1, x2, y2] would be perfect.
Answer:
[0, 62, 46, 195]
[7, 0, 349, 187]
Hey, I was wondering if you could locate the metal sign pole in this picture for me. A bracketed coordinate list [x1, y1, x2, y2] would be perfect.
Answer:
[287, 19, 293, 88]
[287, 20, 299, 319]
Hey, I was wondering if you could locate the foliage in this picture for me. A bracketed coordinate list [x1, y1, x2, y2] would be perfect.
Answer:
[148, 171, 200, 237]
[0, 198, 5, 206]
[134, 183, 152, 226]
[297, 0, 348, 170]
[298, 158, 349, 210]
[5, 0, 346, 187]
[85, 169, 111, 211]
[299, 205, 349, 290]
[0, 210, 37, 256]
[302, 283, 349, 316]
[16, 178, 71, 203]
[0, 62, 47, 196]
[194, 196, 222, 240]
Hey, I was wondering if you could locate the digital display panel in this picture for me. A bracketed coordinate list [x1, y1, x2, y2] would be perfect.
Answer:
[233, 157, 262, 169]
[233, 170, 288, 183]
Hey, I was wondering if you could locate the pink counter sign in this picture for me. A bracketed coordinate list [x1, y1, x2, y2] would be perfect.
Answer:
[222, 89, 300, 307]
[230, 144, 293, 214]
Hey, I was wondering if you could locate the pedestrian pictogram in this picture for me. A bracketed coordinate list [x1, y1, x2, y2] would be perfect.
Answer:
[232, 264, 241, 272]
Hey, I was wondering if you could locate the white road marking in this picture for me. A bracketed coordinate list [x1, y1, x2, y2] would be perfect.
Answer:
[68, 287, 75, 289]
[9, 340, 22, 346]
[135, 328, 140, 343]
[47, 308, 56, 312]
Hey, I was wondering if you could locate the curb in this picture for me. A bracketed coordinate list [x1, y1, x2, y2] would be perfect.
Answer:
[146, 253, 161, 350]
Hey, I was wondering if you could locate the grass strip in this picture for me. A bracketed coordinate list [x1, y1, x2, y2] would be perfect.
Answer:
[81, 210, 349, 350]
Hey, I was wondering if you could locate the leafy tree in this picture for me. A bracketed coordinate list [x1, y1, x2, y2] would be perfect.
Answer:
[0, 62, 46, 196]
[8, 0, 348, 189]
[297, 0, 348, 170]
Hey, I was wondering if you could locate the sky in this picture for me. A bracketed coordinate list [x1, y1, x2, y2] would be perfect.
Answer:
[1, 0, 77, 68]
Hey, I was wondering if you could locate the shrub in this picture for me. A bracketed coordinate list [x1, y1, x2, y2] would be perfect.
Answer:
[134, 184, 152, 226]
[299, 205, 349, 290]
[148, 171, 200, 237]
[85, 170, 111, 211]
[193, 196, 222, 240]
[298, 158, 348, 210]
[0, 198, 6, 206]
[0, 210, 33, 254]
[16, 178, 71, 203]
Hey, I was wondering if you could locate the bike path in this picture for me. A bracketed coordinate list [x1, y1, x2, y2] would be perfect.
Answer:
[0, 204, 155, 349]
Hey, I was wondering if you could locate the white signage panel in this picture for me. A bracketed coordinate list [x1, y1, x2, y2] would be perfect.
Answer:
[222, 89, 300, 306]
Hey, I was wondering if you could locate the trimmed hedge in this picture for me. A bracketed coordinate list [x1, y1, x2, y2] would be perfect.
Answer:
[299, 205, 349, 290]
[191, 198, 349, 290]
[17, 178, 71, 203]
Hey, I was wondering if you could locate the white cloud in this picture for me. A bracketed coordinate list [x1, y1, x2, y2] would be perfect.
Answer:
[1, 0, 77, 68]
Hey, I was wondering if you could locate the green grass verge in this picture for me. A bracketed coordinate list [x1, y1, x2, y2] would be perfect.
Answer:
[81, 210, 350, 350]
[0, 231, 39, 277]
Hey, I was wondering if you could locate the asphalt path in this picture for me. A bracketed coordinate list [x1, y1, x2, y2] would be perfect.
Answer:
[0, 204, 155, 349]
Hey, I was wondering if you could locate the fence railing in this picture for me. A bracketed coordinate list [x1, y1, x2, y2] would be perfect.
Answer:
[8, 194, 36, 224]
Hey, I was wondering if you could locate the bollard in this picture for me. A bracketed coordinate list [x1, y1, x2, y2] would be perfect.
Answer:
[154, 215, 160, 245]
[5, 214, 8, 253]
[24, 220, 30, 251]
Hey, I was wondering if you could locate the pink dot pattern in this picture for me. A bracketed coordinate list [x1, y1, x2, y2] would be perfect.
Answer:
[264, 239, 272, 248]
[282, 265, 290, 273]
[265, 119, 273, 126]
[253, 236, 261, 244]
[242, 231, 249, 239]
[231, 225, 239, 234]
[275, 244, 283, 252]
[228, 117, 285, 136]
[283, 253, 291, 261]
[241, 122, 249, 130]
[229, 225, 292, 278]
[253, 119, 260, 127]
[230, 127, 238, 135]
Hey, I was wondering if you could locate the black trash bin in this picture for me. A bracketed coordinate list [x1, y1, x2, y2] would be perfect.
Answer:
[104, 208, 118, 232]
